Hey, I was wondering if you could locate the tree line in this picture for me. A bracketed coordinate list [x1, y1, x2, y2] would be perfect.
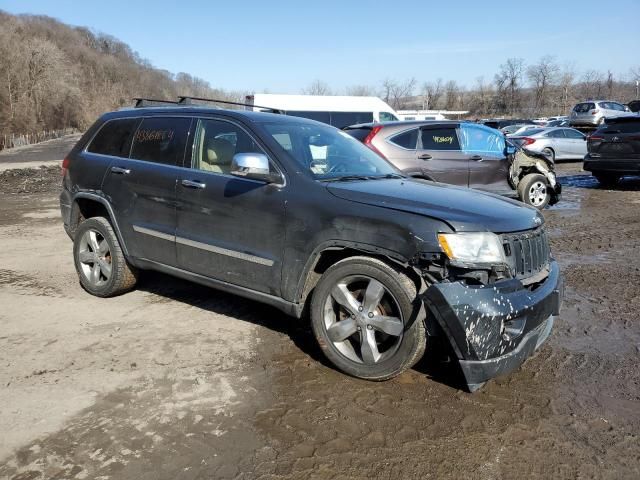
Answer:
[307, 57, 640, 118]
[1, 10, 639, 143]
[0, 11, 243, 140]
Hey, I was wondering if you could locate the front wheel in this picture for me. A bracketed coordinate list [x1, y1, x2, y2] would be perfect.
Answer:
[310, 257, 426, 381]
[518, 173, 551, 209]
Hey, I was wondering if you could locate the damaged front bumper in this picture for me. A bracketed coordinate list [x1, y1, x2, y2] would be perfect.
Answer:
[422, 260, 563, 391]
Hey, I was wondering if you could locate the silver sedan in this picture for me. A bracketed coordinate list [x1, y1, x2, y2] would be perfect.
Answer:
[509, 127, 587, 161]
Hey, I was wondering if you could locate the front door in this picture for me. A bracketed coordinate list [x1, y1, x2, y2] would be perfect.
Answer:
[175, 117, 287, 296]
[459, 123, 512, 193]
[416, 126, 469, 186]
[100, 116, 192, 266]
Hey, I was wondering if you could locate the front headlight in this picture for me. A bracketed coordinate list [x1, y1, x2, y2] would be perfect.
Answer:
[437, 232, 505, 266]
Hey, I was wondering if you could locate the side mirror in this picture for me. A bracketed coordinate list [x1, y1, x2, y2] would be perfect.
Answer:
[230, 153, 283, 184]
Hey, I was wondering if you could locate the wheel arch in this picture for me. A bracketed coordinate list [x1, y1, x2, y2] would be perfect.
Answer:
[69, 193, 129, 256]
[292, 242, 424, 318]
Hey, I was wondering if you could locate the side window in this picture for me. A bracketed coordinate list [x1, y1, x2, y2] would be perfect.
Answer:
[331, 112, 374, 129]
[420, 128, 460, 150]
[458, 124, 505, 156]
[564, 129, 584, 139]
[389, 129, 419, 149]
[87, 118, 139, 157]
[287, 111, 331, 125]
[130, 117, 191, 165]
[546, 129, 565, 138]
[193, 119, 263, 175]
[379, 112, 398, 122]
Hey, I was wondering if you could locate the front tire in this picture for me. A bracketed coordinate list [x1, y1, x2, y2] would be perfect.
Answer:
[310, 256, 426, 381]
[73, 217, 138, 297]
[542, 147, 555, 162]
[518, 173, 551, 209]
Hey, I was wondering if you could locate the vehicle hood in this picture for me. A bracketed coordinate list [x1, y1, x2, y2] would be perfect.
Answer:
[326, 178, 543, 233]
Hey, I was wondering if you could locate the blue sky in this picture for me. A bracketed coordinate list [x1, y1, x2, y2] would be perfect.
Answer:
[2, 0, 639, 93]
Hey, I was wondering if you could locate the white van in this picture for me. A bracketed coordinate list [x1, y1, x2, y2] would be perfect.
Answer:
[245, 94, 399, 128]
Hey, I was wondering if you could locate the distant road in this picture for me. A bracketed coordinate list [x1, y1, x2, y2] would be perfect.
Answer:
[0, 134, 81, 170]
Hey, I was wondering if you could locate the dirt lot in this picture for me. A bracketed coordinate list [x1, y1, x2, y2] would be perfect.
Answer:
[0, 138, 639, 479]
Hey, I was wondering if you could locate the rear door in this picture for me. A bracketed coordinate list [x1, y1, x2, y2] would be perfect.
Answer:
[562, 128, 587, 158]
[459, 123, 512, 193]
[416, 125, 468, 186]
[101, 116, 192, 266]
[175, 117, 287, 295]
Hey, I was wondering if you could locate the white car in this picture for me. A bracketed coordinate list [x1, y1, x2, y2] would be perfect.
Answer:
[509, 127, 587, 161]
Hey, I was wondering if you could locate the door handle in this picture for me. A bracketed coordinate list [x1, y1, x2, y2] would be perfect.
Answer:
[110, 166, 131, 175]
[418, 153, 432, 160]
[470, 155, 484, 162]
[181, 179, 206, 189]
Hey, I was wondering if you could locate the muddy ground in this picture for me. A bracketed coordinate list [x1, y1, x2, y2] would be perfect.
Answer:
[0, 138, 638, 479]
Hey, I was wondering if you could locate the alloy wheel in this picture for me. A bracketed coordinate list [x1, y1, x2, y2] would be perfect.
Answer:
[323, 275, 404, 364]
[77, 229, 112, 287]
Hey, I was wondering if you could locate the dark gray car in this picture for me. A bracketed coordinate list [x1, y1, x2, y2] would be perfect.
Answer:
[59, 98, 563, 391]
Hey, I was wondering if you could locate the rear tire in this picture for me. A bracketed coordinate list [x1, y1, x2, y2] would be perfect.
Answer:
[518, 173, 551, 209]
[310, 256, 426, 381]
[593, 172, 620, 187]
[542, 147, 555, 162]
[73, 217, 138, 297]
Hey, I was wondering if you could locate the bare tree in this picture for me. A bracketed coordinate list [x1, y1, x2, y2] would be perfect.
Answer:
[345, 84, 376, 96]
[557, 64, 576, 114]
[581, 70, 604, 99]
[421, 79, 443, 110]
[302, 79, 332, 95]
[444, 80, 459, 110]
[381, 78, 416, 109]
[527, 55, 559, 113]
[495, 58, 525, 116]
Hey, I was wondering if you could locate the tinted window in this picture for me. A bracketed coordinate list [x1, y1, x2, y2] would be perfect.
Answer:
[563, 129, 585, 139]
[379, 112, 398, 122]
[420, 128, 460, 150]
[193, 119, 263, 174]
[331, 112, 374, 129]
[600, 120, 640, 134]
[87, 118, 139, 157]
[130, 117, 191, 165]
[343, 127, 372, 142]
[574, 103, 595, 113]
[286, 111, 331, 125]
[389, 129, 419, 149]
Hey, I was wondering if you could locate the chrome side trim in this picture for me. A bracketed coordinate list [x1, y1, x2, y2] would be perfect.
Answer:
[132, 224, 274, 267]
[175, 236, 274, 267]
[132, 225, 176, 242]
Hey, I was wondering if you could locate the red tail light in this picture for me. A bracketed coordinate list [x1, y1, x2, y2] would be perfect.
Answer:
[363, 126, 386, 159]
[61, 156, 70, 177]
[591, 110, 599, 115]
[521, 137, 536, 146]
[588, 135, 604, 141]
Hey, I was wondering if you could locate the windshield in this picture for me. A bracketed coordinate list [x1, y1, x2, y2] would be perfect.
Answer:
[263, 122, 398, 180]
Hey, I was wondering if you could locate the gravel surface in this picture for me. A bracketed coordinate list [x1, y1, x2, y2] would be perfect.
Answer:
[0, 140, 638, 479]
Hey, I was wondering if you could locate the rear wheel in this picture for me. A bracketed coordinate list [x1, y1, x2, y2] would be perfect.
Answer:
[73, 217, 138, 297]
[310, 256, 426, 381]
[542, 147, 555, 162]
[518, 173, 551, 209]
[593, 172, 620, 187]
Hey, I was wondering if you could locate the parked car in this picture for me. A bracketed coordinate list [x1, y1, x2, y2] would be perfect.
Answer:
[500, 123, 529, 135]
[627, 100, 640, 113]
[343, 121, 561, 208]
[60, 98, 563, 391]
[507, 124, 548, 137]
[509, 127, 587, 161]
[546, 119, 570, 127]
[483, 119, 535, 130]
[569, 100, 634, 127]
[583, 116, 640, 186]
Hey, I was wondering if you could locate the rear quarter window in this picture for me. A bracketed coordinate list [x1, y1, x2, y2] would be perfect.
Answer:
[389, 128, 419, 149]
[87, 118, 140, 157]
[130, 117, 191, 165]
[420, 128, 460, 150]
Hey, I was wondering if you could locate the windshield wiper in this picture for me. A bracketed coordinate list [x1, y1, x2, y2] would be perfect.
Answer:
[319, 175, 373, 182]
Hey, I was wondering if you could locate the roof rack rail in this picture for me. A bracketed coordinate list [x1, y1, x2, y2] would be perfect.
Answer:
[134, 98, 180, 108]
[177, 96, 283, 114]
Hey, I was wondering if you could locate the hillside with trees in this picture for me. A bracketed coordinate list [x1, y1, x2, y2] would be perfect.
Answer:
[0, 10, 241, 143]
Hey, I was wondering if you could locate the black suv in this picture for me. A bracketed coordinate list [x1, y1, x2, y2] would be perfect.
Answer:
[584, 116, 640, 186]
[60, 98, 563, 391]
